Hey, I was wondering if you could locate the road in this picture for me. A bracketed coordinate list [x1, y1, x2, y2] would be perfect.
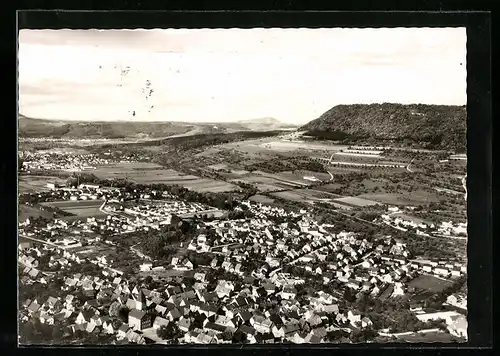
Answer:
[378, 328, 442, 338]
[461, 175, 467, 201]
[327, 171, 334, 181]
[130, 241, 153, 261]
[406, 158, 415, 173]
[352, 251, 375, 267]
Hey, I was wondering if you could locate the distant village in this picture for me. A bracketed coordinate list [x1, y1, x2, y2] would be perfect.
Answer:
[18, 180, 468, 344]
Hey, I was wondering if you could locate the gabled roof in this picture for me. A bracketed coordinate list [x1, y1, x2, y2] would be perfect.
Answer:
[283, 323, 301, 334]
[128, 308, 147, 320]
[237, 310, 252, 322]
[27, 302, 40, 313]
[312, 326, 327, 338]
[79, 309, 95, 321]
[238, 325, 256, 335]
[178, 317, 191, 329]
[119, 324, 130, 333]
[153, 316, 169, 327]
[167, 308, 182, 319]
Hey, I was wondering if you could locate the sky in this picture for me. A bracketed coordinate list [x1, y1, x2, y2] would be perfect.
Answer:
[18, 28, 467, 124]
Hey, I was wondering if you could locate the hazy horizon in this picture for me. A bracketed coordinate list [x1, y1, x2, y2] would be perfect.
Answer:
[18, 28, 467, 124]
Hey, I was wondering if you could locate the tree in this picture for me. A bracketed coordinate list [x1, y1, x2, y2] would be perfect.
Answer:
[156, 323, 182, 342]
[232, 330, 248, 344]
[118, 306, 130, 323]
[109, 302, 121, 318]
[52, 325, 64, 340]
[350, 327, 377, 343]
[343, 288, 356, 303]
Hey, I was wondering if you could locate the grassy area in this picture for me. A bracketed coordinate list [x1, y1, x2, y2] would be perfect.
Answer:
[408, 275, 454, 293]
[18, 175, 67, 194]
[396, 331, 464, 343]
[40, 200, 105, 218]
[18, 204, 54, 221]
[249, 194, 276, 204]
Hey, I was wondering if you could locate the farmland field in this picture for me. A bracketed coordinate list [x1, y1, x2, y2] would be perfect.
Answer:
[40, 200, 105, 218]
[218, 137, 349, 155]
[228, 169, 333, 193]
[230, 175, 290, 192]
[249, 194, 276, 204]
[358, 190, 442, 206]
[18, 204, 54, 221]
[314, 183, 343, 192]
[177, 179, 239, 193]
[271, 190, 329, 204]
[18, 175, 67, 194]
[272, 170, 332, 185]
[333, 196, 381, 207]
[408, 274, 454, 293]
[260, 141, 349, 152]
[92, 162, 238, 192]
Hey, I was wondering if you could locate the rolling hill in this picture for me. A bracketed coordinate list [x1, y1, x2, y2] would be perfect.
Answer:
[236, 117, 297, 131]
[300, 103, 466, 152]
[18, 115, 296, 139]
[18, 115, 194, 139]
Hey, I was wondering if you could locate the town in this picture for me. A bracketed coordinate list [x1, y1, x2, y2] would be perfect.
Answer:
[18, 26, 469, 346]
[18, 179, 468, 345]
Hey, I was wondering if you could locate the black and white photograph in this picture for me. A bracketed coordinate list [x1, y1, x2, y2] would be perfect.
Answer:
[17, 27, 468, 345]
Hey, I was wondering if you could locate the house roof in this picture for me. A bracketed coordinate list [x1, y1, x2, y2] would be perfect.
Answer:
[153, 316, 169, 327]
[239, 325, 256, 335]
[79, 309, 95, 321]
[168, 308, 182, 319]
[312, 326, 327, 338]
[178, 317, 191, 328]
[119, 324, 130, 332]
[306, 334, 322, 343]
[237, 310, 252, 321]
[283, 323, 301, 334]
[129, 309, 147, 320]
[205, 321, 226, 332]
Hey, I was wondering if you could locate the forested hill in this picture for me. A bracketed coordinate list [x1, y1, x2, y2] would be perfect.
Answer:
[18, 115, 193, 139]
[300, 103, 466, 152]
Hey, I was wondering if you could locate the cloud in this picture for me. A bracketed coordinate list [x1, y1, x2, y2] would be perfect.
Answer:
[18, 28, 466, 123]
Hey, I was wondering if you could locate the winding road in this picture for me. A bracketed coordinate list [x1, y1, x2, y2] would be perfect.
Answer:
[461, 175, 467, 201]
[406, 158, 415, 173]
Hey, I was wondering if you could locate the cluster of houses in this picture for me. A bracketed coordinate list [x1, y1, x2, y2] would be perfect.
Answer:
[409, 259, 466, 278]
[112, 200, 218, 228]
[21, 184, 134, 206]
[19, 260, 372, 345]
[413, 310, 467, 339]
[380, 207, 467, 238]
[436, 221, 467, 236]
[20, 151, 113, 172]
[18, 189, 469, 344]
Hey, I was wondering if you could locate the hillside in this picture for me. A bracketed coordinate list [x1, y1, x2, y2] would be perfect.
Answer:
[18, 115, 295, 139]
[300, 103, 466, 152]
[18, 115, 194, 139]
[236, 117, 297, 131]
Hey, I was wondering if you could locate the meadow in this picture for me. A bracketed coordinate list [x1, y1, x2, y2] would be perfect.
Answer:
[40, 200, 105, 218]
[408, 274, 455, 293]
